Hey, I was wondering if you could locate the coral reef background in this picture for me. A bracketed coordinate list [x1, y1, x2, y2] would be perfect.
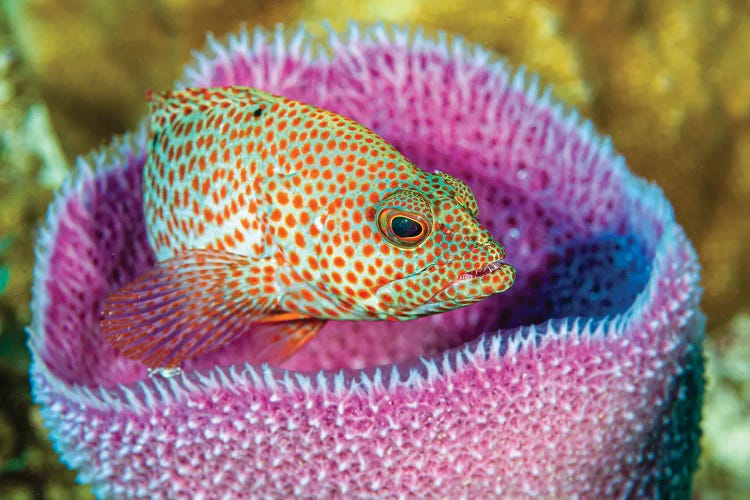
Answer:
[0, 0, 747, 497]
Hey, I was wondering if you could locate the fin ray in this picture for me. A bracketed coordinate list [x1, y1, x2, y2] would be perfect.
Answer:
[101, 250, 279, 368]
[249, 319, 327, 365]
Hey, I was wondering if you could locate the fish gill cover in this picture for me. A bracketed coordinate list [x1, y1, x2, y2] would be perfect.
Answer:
[28, 23, 703, 498]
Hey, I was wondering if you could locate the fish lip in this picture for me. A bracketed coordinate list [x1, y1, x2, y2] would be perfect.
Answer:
[434, 258, 512, 299]
[423, 254, 511, 306]
[372, 245, 510, 314]
[448, 259, 508, 286]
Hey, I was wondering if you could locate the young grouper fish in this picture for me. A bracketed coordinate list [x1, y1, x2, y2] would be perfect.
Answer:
[100, 87, 516, 369]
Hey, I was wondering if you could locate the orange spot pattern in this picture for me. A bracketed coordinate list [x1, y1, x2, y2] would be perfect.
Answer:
[142, 86, 514, 326]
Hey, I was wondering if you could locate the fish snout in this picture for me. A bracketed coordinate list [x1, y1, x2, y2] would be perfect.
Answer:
[474, 233, 506, 261]
[429, 254, 515, 307]
[462, 222, 501, 250]
[420, 240, 514, 308]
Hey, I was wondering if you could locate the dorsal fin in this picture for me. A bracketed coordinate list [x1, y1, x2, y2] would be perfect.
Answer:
[145, 86, 277, 109]
[145, 86, 277, 141]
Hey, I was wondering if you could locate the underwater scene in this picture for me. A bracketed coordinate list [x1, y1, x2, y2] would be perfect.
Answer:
[0, 0, 748, 498]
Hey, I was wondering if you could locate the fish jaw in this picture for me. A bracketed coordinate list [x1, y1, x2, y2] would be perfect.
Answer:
[426, 258, 516, 309]
[373, 242, 515, 319]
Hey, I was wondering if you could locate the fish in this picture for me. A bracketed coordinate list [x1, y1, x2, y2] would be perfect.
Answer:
[100, 86, 516, 369]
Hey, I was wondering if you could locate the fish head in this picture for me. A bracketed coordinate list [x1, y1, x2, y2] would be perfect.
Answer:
[315, 170, 515, 320]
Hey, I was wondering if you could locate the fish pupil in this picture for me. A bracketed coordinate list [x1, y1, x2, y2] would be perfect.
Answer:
[391, 216, 422, 238]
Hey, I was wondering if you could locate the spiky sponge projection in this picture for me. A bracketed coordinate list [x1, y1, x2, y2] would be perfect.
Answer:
[28, 24, 704, 498]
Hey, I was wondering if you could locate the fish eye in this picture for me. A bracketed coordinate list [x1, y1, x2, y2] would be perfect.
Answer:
[391, 216, 423, 238]
[377, 209, 431, 248]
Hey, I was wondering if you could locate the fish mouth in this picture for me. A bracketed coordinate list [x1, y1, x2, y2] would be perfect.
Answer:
[451, 259, 510, 286]
[372, 250, 514, 319]
[422, 255, 515, 309]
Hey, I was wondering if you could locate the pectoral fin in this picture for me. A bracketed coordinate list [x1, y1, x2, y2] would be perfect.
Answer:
[100, 249, 281, 368]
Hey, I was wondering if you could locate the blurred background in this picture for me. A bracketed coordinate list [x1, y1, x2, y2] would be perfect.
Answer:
[0, 0, 747, 498]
